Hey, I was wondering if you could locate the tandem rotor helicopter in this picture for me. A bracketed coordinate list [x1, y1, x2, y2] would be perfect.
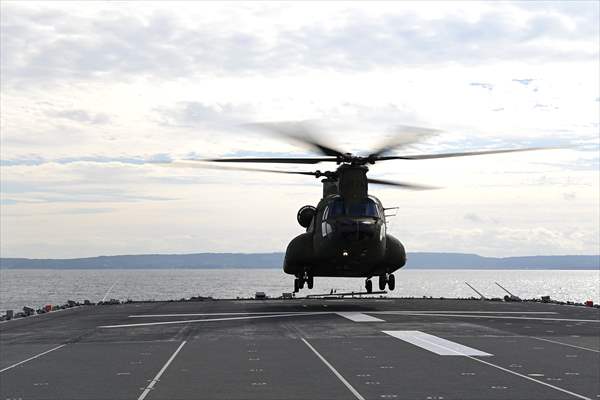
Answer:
[175, 122, 547, 294]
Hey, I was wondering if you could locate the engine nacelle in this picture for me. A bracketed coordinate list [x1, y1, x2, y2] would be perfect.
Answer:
[297, 205, 316, 228]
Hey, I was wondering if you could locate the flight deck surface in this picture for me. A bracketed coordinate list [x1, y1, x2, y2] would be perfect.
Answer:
[1, 298, 599, 400]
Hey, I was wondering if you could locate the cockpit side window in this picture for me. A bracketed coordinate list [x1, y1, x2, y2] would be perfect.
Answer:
[329, 198, 345, 218]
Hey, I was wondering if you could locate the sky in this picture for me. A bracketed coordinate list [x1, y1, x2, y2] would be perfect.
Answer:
[1, 1, 598, 258]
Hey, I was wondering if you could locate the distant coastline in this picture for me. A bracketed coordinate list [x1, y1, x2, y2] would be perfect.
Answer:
[1, 252, 598, 270]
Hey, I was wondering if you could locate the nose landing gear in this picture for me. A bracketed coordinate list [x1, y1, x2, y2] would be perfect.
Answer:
[294, 273, 314, 293]
[365, 278, 373, 293]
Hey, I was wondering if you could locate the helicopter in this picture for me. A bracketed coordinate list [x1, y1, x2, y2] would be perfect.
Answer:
[175, 122, 546, 294]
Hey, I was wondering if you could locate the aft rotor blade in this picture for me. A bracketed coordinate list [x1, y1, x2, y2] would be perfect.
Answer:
[204, 157, 337, 164]
[370, 125, 440, 157]
[368, 178, 439, 190]
[166, 162, 319, 176]
[247, 121, 346, 157]
[377, 147, 548, 161]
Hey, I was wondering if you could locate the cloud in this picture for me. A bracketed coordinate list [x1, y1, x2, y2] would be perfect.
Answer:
[2, 3, 598, 87]
[464, 212, 483, 223]
[470, 82, 494, 91]
[513, 78, 534, 86]
[411, 226, 599, 256]
[154, 102, 253, 129]
[1, 154, 173, 166]
[50, 109, 110, 125]
[1, 2, 598, 258]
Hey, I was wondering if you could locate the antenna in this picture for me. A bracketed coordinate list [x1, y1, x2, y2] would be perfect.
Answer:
[495, 282, 521, 301]
[465, 282, 487, 300]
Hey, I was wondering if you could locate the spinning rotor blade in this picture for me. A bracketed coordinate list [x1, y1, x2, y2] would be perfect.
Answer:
[203, 157, 337, 164]
[370, 125, 440, 157]
[368, 178, 439, 191]
[377, 147, 548, 161]
[246, 121, 346, 157]
[166, 161, 320, 176]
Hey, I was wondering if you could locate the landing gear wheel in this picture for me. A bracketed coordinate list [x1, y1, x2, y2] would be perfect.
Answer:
[294, 278, 300, 293]
[378, 275, 387, 291]
[299, 277, 305, 289]
[365, 279, 373, 293]
[387, 274, 395, 291]
[307, 276, 314, 289]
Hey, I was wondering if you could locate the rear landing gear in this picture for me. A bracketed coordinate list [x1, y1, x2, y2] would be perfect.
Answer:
[365, 279, 373, 293]
[307, 276, 314, 289]
[387, 274, 395, 291]
[378, 274, 396, 291]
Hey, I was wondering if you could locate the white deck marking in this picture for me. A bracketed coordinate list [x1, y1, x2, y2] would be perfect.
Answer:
[530, 337, 600, 353]
[130, 310, 557, 319]
[337, 312, 384, 322]
[0, 344, 66, 373]
[386, 331, 592, 400]
[379, 313, 600, 323]
[467, 353, 592, 399]
[137, 341, 186, 400]
[100, 312, 326, 328]
[383, 331, 492, 356]
[301, 338, 366, 400]
[129, 312, 329, 318]
[373, 311, 557, 314]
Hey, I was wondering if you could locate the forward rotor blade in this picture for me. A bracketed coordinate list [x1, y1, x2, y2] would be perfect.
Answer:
[246, 121, 346, 157]
[165, 161, 319, 176]
[377, 147, 548, 161]
[368, 178, 439, 190]
[370, 125, 441, 157]
[203, 157, 337, 164]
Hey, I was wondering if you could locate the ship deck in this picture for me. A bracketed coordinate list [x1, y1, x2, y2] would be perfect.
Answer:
[1, 298, 599, 400]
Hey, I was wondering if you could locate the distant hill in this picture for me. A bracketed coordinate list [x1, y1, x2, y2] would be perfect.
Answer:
[0, 252, 598, 269]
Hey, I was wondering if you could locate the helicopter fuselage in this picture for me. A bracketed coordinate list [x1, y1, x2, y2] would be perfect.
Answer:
[283, 164, 406, 279]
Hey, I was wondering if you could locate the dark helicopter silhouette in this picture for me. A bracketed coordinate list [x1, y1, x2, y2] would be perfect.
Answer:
[175, 122, 546, 294]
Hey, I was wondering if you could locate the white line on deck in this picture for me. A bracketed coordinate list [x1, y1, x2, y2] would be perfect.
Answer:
[381, 313, 600, 323]
[386, 331, 592, 400]
[129, 312, 329, 318]
[372, 311, 558, 314]
[137, 341, 186, 400]
[530, 337, 600, 353]
[469, 354, 592, 399]
[129, 310, 558, 319]
[301, 338, 365, 400]
[100, 312, 327, 328]
[337, 312, 384, 322]
[383, 331, 492, 356]
[0, 344, 66, 373]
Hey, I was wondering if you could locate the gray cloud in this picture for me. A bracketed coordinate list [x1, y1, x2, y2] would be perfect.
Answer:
[464, 212, 483, 223]
[513, 78, 534, 86]
[154, 102, 253, 129]
[0, 154, 172, 166]
[2, 3, 598, 86]
[470, 82, 494, 91]
[50, 109, 110, 125]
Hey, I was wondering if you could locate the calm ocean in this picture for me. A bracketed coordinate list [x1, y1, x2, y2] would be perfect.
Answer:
[0, 268, 598, 312]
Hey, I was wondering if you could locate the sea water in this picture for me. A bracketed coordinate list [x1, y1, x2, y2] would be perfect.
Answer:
[0, 268, 598, 312]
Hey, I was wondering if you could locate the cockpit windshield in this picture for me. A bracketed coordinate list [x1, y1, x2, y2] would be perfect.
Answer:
[327, 197, 380, 218]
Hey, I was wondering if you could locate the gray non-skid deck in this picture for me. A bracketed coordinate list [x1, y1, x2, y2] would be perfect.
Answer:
[1, 299, 598, 400]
